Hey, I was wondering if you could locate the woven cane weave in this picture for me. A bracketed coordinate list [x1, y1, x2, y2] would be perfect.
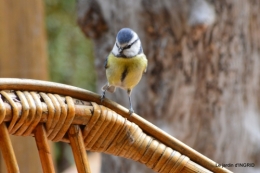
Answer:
[0, 78, 232, 173]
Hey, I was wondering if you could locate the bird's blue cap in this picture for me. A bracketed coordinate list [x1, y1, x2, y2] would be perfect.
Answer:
[116, 28, 134, 44]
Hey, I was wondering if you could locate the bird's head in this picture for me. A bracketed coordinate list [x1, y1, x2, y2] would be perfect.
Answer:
[112, 28, 142, 58]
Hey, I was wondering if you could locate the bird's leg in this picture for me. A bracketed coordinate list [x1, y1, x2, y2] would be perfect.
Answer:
[101, 90, 106, 102]
[127, 89, 134, 114]
[101, 84, 109, 102]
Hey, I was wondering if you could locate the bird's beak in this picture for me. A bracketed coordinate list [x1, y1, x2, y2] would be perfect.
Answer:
[118, 47, 123, 54]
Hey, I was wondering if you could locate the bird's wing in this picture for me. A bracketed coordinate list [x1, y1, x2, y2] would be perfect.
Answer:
[105, 53, 115, 69]
[144, 62, 147, 73]
[143, 54, 148, 73]
[104, 55, 109, 69]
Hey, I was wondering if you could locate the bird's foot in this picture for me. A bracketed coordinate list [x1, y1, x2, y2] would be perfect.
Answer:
[101, 92, 105, 102]
[129, 108, 134, 115]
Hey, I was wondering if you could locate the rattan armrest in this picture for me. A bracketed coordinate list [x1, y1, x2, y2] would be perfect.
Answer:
[0, 78, 232, 173]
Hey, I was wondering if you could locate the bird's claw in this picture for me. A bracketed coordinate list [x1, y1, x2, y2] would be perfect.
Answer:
[129, 108, 134, 115]
[101, 92, 105, 102]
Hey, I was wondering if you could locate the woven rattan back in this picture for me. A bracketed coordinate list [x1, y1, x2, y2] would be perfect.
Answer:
[0, 79, 232, 173]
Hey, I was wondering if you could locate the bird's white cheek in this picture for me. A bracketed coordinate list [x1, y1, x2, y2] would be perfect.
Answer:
[112, 44, 119, 55]
[123, 49, 135, 57]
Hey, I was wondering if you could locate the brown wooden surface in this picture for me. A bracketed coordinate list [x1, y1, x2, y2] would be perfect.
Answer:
[0, 78, 231, 173]
[0, 83, 232, 173]
[0, 0, 48, 172]
[0, 123, 19, 173]
[35, 125, 55, 173]
[69, 125, 92, 173]
[0, 0, 48, 79]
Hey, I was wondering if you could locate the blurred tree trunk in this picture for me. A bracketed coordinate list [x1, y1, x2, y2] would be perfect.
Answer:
[77, 0, 260, 172]
[0, 1, 48, 173]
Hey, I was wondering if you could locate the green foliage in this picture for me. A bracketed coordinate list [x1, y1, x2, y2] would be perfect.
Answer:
[45, 0, 96, 92]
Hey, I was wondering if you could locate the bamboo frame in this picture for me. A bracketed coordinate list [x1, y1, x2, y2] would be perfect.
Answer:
[0, 78, 232, 173]
[69, 125, 91, 173]
[35, 124, 55, 173]
[0, 123, 19, 173]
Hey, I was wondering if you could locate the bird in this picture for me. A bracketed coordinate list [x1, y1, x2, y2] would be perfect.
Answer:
[101, 28, 148, 114]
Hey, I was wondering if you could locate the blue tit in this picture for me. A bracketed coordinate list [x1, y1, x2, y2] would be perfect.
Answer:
[101, 28, 148, 114]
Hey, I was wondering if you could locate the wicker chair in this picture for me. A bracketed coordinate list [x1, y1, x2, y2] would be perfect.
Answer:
[0, 78, 232, 173]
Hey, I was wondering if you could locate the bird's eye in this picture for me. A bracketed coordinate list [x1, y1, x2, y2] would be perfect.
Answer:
[125, 45, 131, 49]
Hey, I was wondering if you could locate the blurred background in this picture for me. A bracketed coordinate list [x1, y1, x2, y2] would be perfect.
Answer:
[0, 0, 260, 173]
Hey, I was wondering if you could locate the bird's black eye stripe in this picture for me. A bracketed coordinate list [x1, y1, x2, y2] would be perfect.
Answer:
[125, 45, 131, 49]
[116, 42, 119, 48]
[123, 38, 139, 50]
[123, 44, 131, 50]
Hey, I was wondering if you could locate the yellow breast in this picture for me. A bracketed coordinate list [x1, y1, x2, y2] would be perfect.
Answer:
[106, 53, 147, 90]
